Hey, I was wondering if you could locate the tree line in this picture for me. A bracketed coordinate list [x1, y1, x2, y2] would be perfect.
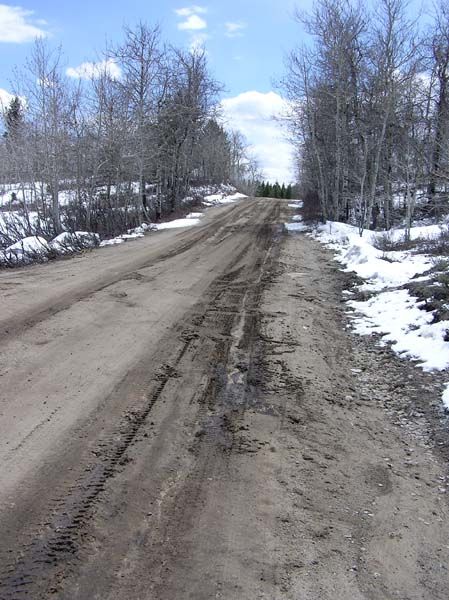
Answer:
[0, 23, 260, 238]
[282, 0, 449, 235]
[255, 181, 293, 198]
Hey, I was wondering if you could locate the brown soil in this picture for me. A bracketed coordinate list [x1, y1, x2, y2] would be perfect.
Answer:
[0, 198, 448, 600]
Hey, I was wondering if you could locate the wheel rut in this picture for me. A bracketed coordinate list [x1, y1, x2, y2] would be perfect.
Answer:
[0, 200, 283, 600]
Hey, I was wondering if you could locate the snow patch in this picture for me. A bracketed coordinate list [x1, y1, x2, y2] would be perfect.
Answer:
[443, 385, 449, 410]
[313, 221, 432, 291]
[312, 220, 449, 408]
[285, 222, 307, 232]
[348, 289, 449, 371]
[156, 218, 201, 230]
[2, 236, 50, 264]
[50, 231, 99, 253]
[203, 192, 247, 206]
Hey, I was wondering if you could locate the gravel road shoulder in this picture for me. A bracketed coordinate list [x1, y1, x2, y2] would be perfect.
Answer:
[259, 232, 449, 599]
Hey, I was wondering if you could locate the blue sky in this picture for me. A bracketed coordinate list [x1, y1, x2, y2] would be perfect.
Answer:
[0, 0, 315, 182]
[0, 0, 429, 182]
[0, 1, 311, 95]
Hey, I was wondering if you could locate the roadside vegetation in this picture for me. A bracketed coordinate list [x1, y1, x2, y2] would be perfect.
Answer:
[255, 181, 294, 199]
[283, 0, 449, 408]
[0, 23, 260, 264]
[282, 0, 449, 236]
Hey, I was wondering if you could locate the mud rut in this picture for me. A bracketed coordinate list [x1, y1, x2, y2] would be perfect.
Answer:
[0, 205, 283, 599]
[3, 200, 449, 600]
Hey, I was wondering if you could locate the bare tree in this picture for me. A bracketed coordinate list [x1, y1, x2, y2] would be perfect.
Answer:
[112, 23, 165, 220]
[427, 0, 449, 204]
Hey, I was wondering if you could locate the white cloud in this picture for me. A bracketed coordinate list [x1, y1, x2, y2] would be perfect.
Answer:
[225, 21, 246, 38]
[175, 6, 207, 17]
[0, 4, 47, 43]
[66, 59, 121, 80]
[221, 91, 294, 183]
[175, 6, 208, 38]
[178, 14, 207, 31]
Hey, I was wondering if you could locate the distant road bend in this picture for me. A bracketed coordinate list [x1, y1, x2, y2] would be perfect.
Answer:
[1, 197, 449, 600]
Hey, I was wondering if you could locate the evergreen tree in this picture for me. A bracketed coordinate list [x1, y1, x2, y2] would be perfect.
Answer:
[281, 183, 286, 198]
[286, 184, 292, 200]
[3, 96, 24, 142]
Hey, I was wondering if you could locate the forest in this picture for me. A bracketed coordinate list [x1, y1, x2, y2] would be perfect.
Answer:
[255, 181, 293, 199]
[0, 23, 259, 241]
[282, 0, 449, 235]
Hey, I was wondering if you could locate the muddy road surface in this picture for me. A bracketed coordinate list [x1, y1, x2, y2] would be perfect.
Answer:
[1, 198, 449, 599]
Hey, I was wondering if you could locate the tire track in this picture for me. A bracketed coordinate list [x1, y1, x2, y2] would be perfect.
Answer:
[0, 200, 282, 600]
[0, 200, 256, 343]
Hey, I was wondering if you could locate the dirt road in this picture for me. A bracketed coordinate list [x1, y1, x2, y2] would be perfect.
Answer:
[0, 198, 448, 599]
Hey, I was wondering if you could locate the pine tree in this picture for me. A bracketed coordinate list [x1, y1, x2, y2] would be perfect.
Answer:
[3, 96, 24, 142]
[281, 183, 286, 198]
[286, 184, 292, 200]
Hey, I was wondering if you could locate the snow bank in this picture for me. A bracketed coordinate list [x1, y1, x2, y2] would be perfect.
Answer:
[99, 223, 156, 247]
[0, 231, 100, 264]
[0, 185, 245, 264]
[50, 231, 99, 253]
[203, 191, 247, 206]
[313, 221, 433, 291]
[348, 289, 449, 371]
[312, 220, 449, 408]
[1, 236, 50, 264]
[6, 235, 49, 254]
[156, 217, 201, 230]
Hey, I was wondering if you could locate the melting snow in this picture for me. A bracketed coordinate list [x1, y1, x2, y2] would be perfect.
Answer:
[156, 217, 201, 230]
[311, 220, 449, 408]
[285, 222, 307, 232]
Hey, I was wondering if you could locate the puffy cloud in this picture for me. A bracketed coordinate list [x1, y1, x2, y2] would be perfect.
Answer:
[175, 6, 207, 17]
[221, 91, 293, 183]
[0, 4, 47, 43]
[66, 59, 121, 80]
[178, 14, 207, 30]
[175, 6, 207, 35]
[224, 22, 246, 38]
